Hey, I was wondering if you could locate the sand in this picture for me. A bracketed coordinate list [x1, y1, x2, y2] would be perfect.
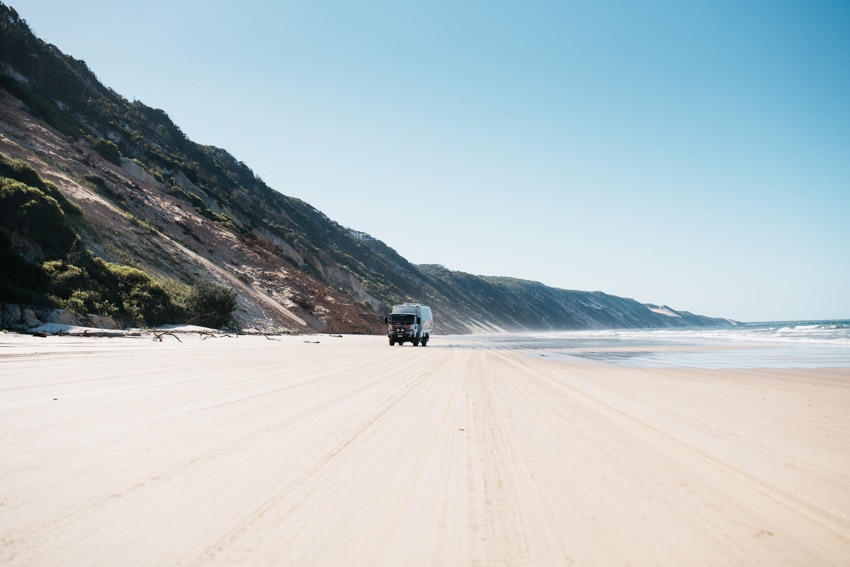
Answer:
[1, 332, 849, 566]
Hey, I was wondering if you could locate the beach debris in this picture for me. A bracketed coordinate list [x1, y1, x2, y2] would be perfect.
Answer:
[303, 340, 320, 344]
[152, 330, 182, 342]
[200, 331, 233, 340]
[81, 329, 125, 337]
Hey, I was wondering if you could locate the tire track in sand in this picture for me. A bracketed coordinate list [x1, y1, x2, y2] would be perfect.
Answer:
[190, 349, 453, 565]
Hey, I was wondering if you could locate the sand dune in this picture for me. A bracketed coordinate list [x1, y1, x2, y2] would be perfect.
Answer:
[1, 333, 849, 565]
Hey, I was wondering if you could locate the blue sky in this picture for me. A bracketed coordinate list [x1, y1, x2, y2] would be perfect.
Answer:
[13, 1, 850, 321]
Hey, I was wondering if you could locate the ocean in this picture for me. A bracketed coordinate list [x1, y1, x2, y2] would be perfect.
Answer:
[439, 320, 850, 369]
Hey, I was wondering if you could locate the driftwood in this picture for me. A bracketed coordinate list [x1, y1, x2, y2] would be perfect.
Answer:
[32, 329, 125, 338]
[152, 330, 182, 342]
[200, 331, 232, 340]
[82, 329, 124, 338]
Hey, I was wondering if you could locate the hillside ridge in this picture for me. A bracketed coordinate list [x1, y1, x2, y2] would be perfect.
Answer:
[0, 4, 732, 334]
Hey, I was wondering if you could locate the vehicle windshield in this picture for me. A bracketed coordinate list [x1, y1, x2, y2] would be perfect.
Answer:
[389, 314, 415, 324]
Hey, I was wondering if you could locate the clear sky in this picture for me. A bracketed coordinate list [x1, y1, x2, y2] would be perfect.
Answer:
[11, 1, 850, 322]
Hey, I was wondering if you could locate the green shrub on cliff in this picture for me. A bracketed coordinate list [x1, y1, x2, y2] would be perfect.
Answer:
[0, 231, 51, 305]
[185, 281, 237, 328]
[42, 257, 181, 326]
[0, 178, 78, 259]
[0, 154, 80, 216]
[91, 138, 122, 165]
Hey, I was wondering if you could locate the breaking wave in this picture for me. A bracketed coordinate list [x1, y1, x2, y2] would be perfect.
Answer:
[516, 320, 849, 347]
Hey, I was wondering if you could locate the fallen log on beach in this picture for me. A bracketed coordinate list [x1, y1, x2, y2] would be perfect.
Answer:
[152, 330, 182, 342]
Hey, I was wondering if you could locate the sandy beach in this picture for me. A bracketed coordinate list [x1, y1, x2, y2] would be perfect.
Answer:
[1, 332, 849, 566]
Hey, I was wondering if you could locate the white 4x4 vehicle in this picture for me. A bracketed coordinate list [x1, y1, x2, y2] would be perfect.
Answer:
[385, 303, 432, 346]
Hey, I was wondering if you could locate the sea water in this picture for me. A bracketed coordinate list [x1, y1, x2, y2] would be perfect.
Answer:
[441, 320, 850, 369]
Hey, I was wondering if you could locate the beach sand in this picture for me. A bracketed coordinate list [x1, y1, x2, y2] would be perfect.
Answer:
[1, 333, 849, 565]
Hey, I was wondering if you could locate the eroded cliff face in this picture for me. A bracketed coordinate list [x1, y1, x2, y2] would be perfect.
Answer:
[0, 89, 383, 334]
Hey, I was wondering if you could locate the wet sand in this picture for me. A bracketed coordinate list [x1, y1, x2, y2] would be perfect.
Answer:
[2, 333, 849, 565]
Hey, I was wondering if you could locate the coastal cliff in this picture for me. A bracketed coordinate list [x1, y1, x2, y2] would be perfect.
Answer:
[0, 4, 731, 333]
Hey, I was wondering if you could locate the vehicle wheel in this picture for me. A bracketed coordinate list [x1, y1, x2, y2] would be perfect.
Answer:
[389, 338, 395, 346]
[412, 339, 420, 346]
[422, 337, 428, 346]
[396, 340, 403, 346]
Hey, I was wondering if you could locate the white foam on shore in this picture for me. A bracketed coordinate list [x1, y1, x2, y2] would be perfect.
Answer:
[438, 323, 850, 369]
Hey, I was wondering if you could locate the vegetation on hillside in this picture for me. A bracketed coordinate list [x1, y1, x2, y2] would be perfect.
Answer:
[0, 154, 236, 328]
